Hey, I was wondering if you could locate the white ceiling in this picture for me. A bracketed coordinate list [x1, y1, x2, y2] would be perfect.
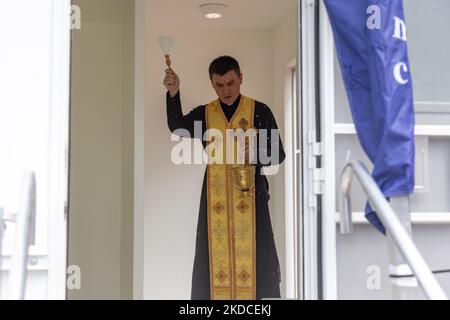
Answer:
[148, 0, 298, 29]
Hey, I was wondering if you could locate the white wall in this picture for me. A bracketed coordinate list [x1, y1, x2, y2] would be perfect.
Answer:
[68, 0, 134, 300]
[144, 26, 274, 299]
[272, 8, 298, 298]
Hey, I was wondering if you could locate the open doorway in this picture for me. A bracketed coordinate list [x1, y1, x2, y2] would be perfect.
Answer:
[137, 0, 298, 299]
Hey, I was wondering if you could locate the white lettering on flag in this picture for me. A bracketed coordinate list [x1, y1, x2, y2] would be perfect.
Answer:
[393, 16, 407, 41]
[394, 62, 409, 85]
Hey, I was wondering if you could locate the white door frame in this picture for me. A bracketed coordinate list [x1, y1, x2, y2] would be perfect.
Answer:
[318, 0, 337, 300]
[48, 0, 72, 299]
[284, 58, 299, 299]
[133, 0, 146, 300]
[299, 0, 320, 300]
[299, 0, 337, 300]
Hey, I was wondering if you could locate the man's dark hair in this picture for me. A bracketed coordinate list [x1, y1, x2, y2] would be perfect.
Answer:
[208, 56, 241, 80]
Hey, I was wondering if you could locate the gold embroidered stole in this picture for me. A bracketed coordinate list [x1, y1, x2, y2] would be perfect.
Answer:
[205, 95, 256, 300]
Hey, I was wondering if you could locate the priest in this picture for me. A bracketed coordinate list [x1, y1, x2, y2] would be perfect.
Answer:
[164, 56, 285, 300]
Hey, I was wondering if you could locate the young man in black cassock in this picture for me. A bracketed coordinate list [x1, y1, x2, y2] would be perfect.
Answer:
[164, 56, 285, 300]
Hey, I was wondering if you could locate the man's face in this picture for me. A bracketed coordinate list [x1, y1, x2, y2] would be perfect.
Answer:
[211, 70, 243, 105]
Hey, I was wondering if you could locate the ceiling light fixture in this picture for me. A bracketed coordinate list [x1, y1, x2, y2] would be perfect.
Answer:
[199, 3, 228, 19]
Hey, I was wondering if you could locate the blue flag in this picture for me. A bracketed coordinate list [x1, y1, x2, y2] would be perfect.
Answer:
[324, 0, 415, 234]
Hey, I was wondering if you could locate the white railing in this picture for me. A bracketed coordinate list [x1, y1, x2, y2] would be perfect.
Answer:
[339, 161, 447, 300]
[0, 171, 36, 299]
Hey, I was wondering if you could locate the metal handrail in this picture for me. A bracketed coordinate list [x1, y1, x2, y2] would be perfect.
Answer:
[0, 171, 36, 300]
[339, 160, 447, 300]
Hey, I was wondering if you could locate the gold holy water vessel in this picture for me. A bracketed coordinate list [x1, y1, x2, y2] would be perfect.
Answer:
[231, 164, 255, 198]
[231, 118, 256, 198]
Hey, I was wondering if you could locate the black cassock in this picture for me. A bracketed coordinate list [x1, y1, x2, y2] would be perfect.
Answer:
[166, 91, 286, 300]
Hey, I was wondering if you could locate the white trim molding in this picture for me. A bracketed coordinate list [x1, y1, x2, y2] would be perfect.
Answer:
[319, 0, 337, 301]
[334, 123, 450, 137]
[415, 101, 450, 114]
[284, 58, 298, 300]
[300, 0, 319, 300]
[336, 212, 450, 224]
[133, 0, 146, 300]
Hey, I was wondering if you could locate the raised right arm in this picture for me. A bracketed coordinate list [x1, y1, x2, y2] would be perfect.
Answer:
[166, 90, 205, 138]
